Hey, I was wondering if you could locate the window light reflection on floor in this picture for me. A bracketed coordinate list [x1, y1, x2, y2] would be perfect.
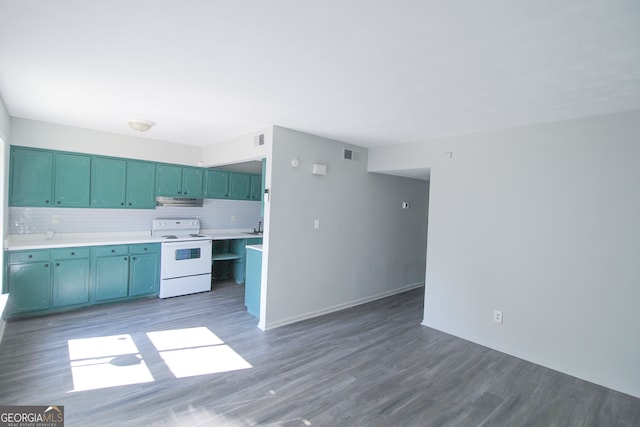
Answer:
[67, 334, 154, 392]
[146, 327, 252, 378]
[67, 327, 252, 392]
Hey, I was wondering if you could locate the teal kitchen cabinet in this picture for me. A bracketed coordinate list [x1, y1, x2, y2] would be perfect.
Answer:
[156, 164, 203, 197]
[53, 152, 91, 207]
[204, 169, 230, 199]
[244, 245, 262, 318]
[93, 245, 130, 302]
[126, 160, 156, 208]
[92, 158, 156, 209]
[6, 250, 52, 315]
[228, 173, 252, 200]
[91, 157, 127, 207]
[250, 174, 262, 201]
[128, 244, 160, 296]
[9, 147, 54, 207]
[232, 238, 262, 285]
[182, 167, 204, 197]
[156, 164, 183, 196]
[51, 248, 90, 308]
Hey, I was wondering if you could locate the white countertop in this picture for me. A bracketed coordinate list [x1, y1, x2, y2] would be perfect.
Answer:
[246, 244, 263, 251]
[4, 229, 264, 251]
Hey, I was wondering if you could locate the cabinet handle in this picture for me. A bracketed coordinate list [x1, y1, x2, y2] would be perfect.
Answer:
[57, 201, 61, 204]
[178, 191, 182, 194]
[121, 202, 124, 206]
[56, 263, 60, 267]
[132, 257, 137, 260]
[71, 252, 75, 256]
[45, 200, 50, 204]
[128, 202, 132, 206]
[44, 264, 49, 268]
[144, 247, 148, 251]
[124, 257, 128, 261]
[28, 255, 33, 258]
[111, 249, 115, 253]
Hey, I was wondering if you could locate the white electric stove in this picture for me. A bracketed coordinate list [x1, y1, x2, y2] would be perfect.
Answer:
[151, 219, 212, 298]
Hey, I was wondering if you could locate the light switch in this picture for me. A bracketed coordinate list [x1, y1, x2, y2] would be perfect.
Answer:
[314, 219, 320, 229]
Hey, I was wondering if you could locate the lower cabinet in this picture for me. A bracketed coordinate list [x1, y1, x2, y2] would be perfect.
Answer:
[8, 257, 52, 314]
[129, 247, 160, 297]
[244, 247, 262, 318]
[52, 248, 91, 307]
[5, 243, 160, 317]
[93, 247, 130, 302]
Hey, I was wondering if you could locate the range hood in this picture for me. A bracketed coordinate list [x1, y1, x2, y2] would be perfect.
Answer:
[155, 196, 203, 207]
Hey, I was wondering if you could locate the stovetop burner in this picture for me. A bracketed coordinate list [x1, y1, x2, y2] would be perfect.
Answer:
[189, 234, 205, 237]
[162, 235, 178, 239]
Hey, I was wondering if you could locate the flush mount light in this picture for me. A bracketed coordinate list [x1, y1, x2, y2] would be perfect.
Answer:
[128, 119, 155, 132]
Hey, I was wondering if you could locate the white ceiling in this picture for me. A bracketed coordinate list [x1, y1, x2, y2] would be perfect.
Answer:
[1, 1, 639, 149]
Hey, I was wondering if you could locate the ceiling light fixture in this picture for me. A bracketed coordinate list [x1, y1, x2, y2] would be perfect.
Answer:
[128, 119, 155, 132]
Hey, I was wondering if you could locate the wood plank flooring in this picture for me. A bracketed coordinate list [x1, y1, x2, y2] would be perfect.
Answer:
[0, 282, 638, 427]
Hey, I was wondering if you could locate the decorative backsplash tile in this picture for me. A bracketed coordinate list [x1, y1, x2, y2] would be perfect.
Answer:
[9, 199, 262, 234]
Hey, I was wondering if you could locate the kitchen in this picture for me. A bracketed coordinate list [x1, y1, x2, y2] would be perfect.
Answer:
[4, 142, 267, 320]
[3, 119, 428, 332]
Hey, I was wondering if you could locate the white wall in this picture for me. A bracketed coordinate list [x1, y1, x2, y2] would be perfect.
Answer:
[0, 96, 10, 335]
[10, 118, 202, 166]
[201, 128, 272, 167]
[262, 126, 428, 329]
[369, 109, 640, 398]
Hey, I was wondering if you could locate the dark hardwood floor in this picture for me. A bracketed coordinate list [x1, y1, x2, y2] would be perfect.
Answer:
[0, 282, 638, 427]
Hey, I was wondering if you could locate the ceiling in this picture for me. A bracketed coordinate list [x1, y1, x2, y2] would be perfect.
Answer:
[1, 1, 639, 150]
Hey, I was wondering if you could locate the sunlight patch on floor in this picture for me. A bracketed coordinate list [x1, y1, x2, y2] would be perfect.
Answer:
[147, 327, 252, 378]
[67, 334, 153, 391]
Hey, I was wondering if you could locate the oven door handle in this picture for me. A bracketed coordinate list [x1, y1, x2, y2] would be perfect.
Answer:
[161, 240, 211, 248]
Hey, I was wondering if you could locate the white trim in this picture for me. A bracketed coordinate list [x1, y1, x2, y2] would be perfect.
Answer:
[264, 282, 424, 330]
[0, 293, 8, 344]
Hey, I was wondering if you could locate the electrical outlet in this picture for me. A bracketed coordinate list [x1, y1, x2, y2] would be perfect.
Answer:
[493, 310, 503, 324]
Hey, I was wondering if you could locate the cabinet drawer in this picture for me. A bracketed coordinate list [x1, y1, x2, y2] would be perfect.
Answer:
[129, 243, 159, 254]
[52, 247, 91, 260]
[93, 245, 128, 257]
[8, 250, 51, 264]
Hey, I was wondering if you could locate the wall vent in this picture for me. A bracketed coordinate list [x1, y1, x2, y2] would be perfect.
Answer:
[342, 147, 360, 161]
[254, 134, 265, 146]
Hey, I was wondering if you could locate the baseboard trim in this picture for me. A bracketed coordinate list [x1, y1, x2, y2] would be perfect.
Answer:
[264, 282, 424, 330]
[419, 321, 640, 399]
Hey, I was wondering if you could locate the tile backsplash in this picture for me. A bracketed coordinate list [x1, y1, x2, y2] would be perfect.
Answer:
[9, 199, 262, 234]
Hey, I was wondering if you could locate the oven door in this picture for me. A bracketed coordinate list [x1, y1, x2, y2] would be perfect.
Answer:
[160, 240, 212, 280]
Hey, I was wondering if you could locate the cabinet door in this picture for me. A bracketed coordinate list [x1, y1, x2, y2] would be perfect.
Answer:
[52, 258, 90, 307]
[94, 255, 130, 301]
[182, 167, 204, 197]
[250, 175, 262, 201]
[54, 153, 91, 207]
[229, 173, 251, 200]
[204, 169, 229, 199]
[245, 248, 262, 318]
[10, 148, 54, 207]
[129, 253, 160, 296]
[156, 164, 183, 196]
[126, 161, 156, 208]
[91, 157, 127, 208]
[8, 262, 51, 314]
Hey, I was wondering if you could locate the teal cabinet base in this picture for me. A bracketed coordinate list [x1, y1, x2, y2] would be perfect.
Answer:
[245, 248, 262, 318]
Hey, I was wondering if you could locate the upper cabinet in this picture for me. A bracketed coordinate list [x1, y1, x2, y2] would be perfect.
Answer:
[204, 169, 230, 199]
[92, 158, 156, 209]
[91, 157, 127, 208]
[10, 147, 90, 208]
[126, 161, 156, 208]
[156, 164, 203, 198]
[250, 174, 262, 201]
[10, 147, 54, 207]
[204, 168, 263, 201]
[228, 173, 252, 200]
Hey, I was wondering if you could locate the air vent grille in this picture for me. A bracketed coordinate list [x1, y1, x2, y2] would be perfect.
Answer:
[254, 134, 265, 146]
[343, 148, 360, 161]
